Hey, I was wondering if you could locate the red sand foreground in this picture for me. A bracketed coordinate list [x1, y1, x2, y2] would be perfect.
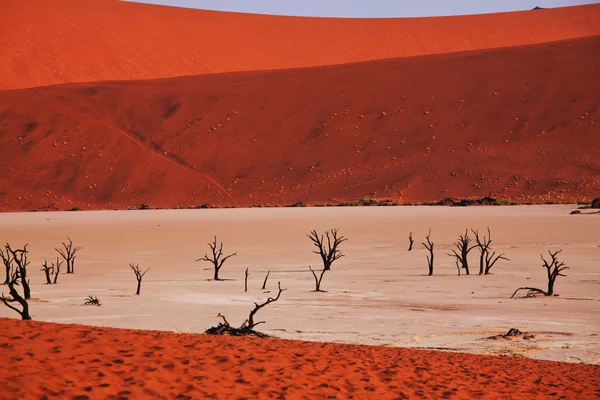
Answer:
[1, 319, 598, 399]
[2, 1, 599, 90]
[1, 36, 598, 211]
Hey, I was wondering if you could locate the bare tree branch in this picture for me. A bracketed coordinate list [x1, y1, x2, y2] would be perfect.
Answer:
[308, 229, 347, 271]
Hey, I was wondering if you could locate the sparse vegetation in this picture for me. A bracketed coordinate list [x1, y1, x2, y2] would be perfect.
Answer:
[196, 236, 237, 281]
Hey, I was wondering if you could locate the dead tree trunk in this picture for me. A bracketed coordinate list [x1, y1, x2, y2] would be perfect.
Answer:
[472, 227, 509, 275]
[0, 267, 31, 320]
[408, 232, 414, 251]
[41, 261, 53, 284]
[4, 244, 31, 300]
[422, 230, 434, 276]
[308, 229, 347, 271]
[206, 282, 286, 337]
[309, 266, 327, 292]
[245, 282, 286, 330]
[511, 250, 568, 298]
[1, 247, 11, 285]
[447, 230, 475, 275]
[196, 236, 237, 281]
[53, 258, 63, 284]
[244, 268, 249, 292]
[262, 270, 270, 290]
[129, 263, 149, 295]
[55, 238, 82, 274]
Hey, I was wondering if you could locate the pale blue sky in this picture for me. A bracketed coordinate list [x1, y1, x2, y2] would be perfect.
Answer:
[127, 0, 598, 17]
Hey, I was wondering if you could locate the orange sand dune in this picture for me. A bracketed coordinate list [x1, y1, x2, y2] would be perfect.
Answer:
[1, 0, 600, 90]
[0, 36, 599, 211]
[1, 318, 598, 399]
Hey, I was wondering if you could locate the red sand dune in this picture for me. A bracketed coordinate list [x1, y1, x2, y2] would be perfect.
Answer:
[1, 36, 599, 211]
[1, 318, 598, 399]
[1, 0, 600, 90]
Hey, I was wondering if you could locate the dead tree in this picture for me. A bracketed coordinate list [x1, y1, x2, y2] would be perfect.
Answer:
[309, 265, 327, 292]
[0, 267, 31, 320]
[308, 229, 347, 271]
[472, 227, 509, 275]
[1, 246, 11, 285]
[55, 238, 82, 274]
[262, 270, 270, 290]
[408, 232, 414, 251]
[129, 263, 149, 295]
[84, 295, 101, 306]
[206, 282, 286, 337]
[196, 236, 237, 281]
[41, 261, 53, 284]
[511, 250, 569, 298]
[2, 244, 31, 300]
[447, 230, 476, 275]
[52, 258, 63, 284]
[244, 268, 249, 292]
[422, 230, 434, 276]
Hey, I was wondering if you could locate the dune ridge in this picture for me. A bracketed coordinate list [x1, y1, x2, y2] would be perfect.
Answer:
[1, 36, 598, 211]
[1, 0, 600, 90]
[1, 318, 598, 399]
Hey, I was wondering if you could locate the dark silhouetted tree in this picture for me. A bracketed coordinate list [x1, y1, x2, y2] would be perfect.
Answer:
[55, 238, 82, 274]
[129, 263, 149, 295]
[422, 230, 434, 276]
[472, 227, 508, 275]
[196, 236, 237, 281]
[511, 250, 569, 298]
[308, 229, 347, 271]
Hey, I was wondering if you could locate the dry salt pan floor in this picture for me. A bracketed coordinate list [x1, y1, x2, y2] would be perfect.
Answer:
[1, 205, 599, 364]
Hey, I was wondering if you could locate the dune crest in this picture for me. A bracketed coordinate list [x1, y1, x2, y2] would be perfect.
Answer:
[1, 0, 599, 90]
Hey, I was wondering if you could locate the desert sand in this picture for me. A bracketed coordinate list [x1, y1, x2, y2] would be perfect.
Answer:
[2, 319, 599, 399]
[2, 1, 599, 90]
[1, 206, 599, 398]
[1, 36, 599, 211]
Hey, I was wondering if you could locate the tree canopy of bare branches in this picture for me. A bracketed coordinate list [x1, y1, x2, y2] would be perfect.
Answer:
[447, 230, 476, 275]
[206, 282, 286, 337]
[422, 230, 434, 276]
[511, 250, 569, 298]
[472, 227, 509, 275]
[0, 265, 31, 320]
[308, 229, 347, 271]
[196, 236, 237, 281]
[1, 244, 31, 300]
[129, 263, 149, 295]
[55, 238, 82, 274]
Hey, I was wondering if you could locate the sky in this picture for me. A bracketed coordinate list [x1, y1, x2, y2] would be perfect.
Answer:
[127, 0, 599, 18]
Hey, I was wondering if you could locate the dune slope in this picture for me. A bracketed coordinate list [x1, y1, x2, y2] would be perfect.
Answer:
[0, 36, 599, 211]
[1, 319, 598, 399]
[1, 0, 600, 90]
